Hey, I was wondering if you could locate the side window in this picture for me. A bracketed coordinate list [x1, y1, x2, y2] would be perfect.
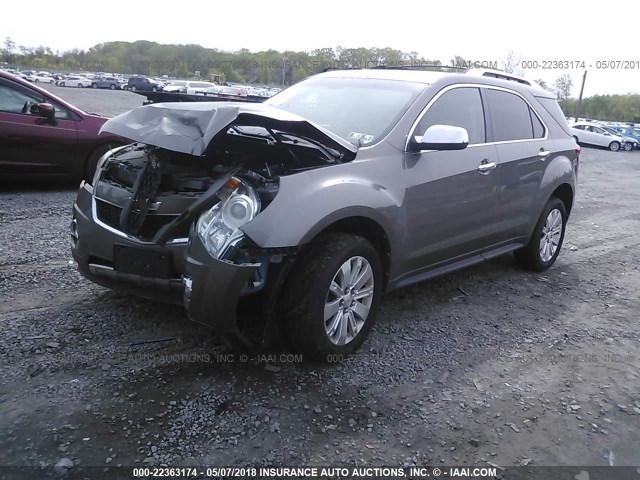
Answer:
[0, 81, 71, 120]
[0, 82, 40, 114]
[487, 89, 537, 142]
[530, 108, 545, 138]
[415, 87, 486, 144]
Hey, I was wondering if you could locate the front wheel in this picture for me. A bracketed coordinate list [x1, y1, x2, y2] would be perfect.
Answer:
[91, 83, 98, 89]
[130, 85, 137, 91]
[281, 233, 383, 361]
[623, 142, 633, 152]
[110, 84, 116, 90]
[515, 197, 567, 271]
[609, 141, 620, 152]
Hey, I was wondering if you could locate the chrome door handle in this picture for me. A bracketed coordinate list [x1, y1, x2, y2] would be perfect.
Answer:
[478, 161, 497, 173]
[538, 149, 551, 160]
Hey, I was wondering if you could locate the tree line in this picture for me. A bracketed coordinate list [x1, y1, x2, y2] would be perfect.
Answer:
[3, 39, 639, 122]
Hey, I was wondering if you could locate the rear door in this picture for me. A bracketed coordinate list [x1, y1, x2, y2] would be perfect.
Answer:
[403, 86, 501, 270]
[0, 77, 79, 176]
[484, 87, 550, 243]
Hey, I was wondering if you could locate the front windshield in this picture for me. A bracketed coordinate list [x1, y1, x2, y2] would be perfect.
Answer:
[266, 77, 424, 146]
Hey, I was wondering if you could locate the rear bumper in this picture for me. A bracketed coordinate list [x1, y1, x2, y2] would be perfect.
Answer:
[71, 181, 260, 335]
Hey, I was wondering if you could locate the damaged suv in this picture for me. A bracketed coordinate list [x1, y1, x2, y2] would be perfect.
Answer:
[71, 68, 579, 359]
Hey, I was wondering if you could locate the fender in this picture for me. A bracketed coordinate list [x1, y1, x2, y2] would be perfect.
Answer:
[526, 152, 577, 238]
[241, 161, 405, 252]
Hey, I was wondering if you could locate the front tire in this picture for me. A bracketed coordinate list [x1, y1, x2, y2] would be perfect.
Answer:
[281, 233, 383, 361]
[84, 144, 120, 182]
[110, 84, 116, 90]
[515, 197, 567, 271]
[92, 83, 98, 89]
[609, 141, 620, 152]
[623, 142, 633, 152]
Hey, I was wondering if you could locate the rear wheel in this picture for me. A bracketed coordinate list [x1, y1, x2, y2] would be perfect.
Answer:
[91, 83, 98, 89]
[130, 85, 137, 91]
[110, 84, 116, 90]
[281, 233, 383, 361]
[515, 197, 567, 271]
[609, 141, 620, 152]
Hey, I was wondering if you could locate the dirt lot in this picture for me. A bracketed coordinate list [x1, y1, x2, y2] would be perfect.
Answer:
[1, 87, 639, 476]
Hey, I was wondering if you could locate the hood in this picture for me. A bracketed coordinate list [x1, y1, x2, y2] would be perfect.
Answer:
[99, 102, 358, 162]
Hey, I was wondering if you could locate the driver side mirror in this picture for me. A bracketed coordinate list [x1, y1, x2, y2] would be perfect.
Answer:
[31, 102, 56, 124]
[409, 124, 469, 152]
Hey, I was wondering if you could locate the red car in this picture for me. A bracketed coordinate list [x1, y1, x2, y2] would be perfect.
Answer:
[0, 71, 126, 181]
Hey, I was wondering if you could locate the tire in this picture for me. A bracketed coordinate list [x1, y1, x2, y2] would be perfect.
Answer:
[609, 141, 620, 152]
[60, 82, 65, 87]
[130, 85, 137, 91]
[281, 233, 383, 361]
[515, 197, 567, 272]
[92, 83, 98, 89]
[77, 83, 82, 88]
[34, 79, 39, 83]
[110, 84, 116, 90]
[623, 142, 633, 152]
[84, 144, 120, 182]
[152, 87, 157, 92]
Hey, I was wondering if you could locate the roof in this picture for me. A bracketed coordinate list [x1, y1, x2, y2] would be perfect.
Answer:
[312, 68, 553, 96]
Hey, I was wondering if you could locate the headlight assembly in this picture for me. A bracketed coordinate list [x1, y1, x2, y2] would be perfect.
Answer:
[196, 177, 260, 258]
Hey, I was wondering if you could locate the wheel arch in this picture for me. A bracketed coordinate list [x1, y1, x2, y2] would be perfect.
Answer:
[298, 212, 393, 292]
[551, 182, 574, 217]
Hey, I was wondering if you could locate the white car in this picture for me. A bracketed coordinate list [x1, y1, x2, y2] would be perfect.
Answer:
[570, 122, 626, 152]
[27, 72, 55, 83]
[185, 81, 217, 95]
[59, 75, 92, 88]
[162, 80, 189, 93]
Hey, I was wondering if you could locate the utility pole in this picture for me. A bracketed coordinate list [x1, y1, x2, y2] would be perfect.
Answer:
[282, 58, 287, 86]
[574, 70, 587, 121]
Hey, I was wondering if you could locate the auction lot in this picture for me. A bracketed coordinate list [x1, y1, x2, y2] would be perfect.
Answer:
[1, 86, 639, 472]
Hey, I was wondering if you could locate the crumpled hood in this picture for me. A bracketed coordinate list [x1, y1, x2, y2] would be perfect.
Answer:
[99, 102, 358, 161]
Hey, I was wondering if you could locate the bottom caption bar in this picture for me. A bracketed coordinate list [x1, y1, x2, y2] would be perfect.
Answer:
[1, 465, 639, 480]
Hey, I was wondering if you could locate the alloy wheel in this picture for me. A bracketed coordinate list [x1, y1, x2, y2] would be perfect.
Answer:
[324, 256, 374, 346]
[539, 208, 563, 262]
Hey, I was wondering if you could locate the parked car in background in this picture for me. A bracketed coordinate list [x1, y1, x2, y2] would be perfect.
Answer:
[216, 86, 248, 98]
[185, 81, 217, 95]
[26, 72, 55, 83]
[605, 125, 640, 149]
[126, 76, 161, 91]
[162, 80, 188, 93]
[570, 122, 626, 151]
[0, 71, 126, 180]
[91, 76, 123, 90]
[57, 75, 92, 88]
[600, 126, 638, 151]
[72, 68, 578, 359]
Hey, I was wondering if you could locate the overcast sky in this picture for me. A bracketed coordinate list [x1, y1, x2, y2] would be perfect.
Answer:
[2, 0, 638, 96]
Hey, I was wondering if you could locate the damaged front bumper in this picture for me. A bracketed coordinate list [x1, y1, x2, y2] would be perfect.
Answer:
[71, 181, 263, 342]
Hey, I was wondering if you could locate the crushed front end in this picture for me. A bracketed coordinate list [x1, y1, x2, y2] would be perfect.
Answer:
[70, 103, 356, 347]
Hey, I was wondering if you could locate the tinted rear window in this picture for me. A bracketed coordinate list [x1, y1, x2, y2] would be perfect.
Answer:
[536, 96, 573, 136]
[486, 89, 534, 141]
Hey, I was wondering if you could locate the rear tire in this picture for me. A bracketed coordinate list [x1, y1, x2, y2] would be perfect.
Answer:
[130, 85, 137, 91]
[110, 84, 116, 90]
[281, 233, 383, 361]
[515, 197, 567, 271]
[609, 141, 620, 152]
[92, 83, 98, 89]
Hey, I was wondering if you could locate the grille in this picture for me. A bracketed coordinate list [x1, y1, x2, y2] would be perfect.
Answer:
[95, 198, 188, 241]
[95, 199, 122, 230]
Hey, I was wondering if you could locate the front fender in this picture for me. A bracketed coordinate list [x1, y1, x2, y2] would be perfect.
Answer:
[241, 162, 403, 250]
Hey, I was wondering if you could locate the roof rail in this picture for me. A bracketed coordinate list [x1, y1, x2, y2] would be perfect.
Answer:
[467, 68, 531, 85]
[371, 64, 467, 72]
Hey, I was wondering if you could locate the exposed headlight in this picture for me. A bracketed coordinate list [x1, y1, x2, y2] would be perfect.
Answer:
[196, 177, 260, 258]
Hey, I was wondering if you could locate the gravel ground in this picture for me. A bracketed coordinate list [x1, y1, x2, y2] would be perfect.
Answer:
[1, 86, 639, 475]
